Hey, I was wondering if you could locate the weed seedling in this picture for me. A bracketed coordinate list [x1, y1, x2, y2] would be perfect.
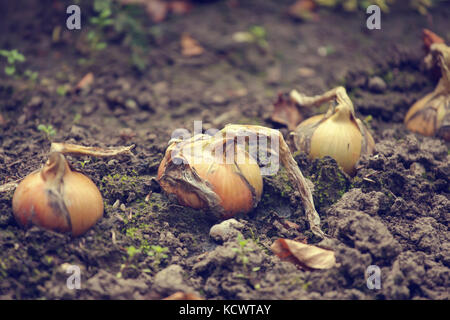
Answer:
[87, 0, 114, 52]
[78, 159, 90, 169]
[232, 234, 254, 270]
[117, 245, 141, 278]
[37, 124, 57, 140]
[148, 245, 169, 269]
[0, 49, 25, 76]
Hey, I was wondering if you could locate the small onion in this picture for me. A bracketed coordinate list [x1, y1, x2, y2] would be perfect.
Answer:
[404, 43, 450, 141]
[12, 152, 103, 236]
[157, 135, 263, 219]
[292, 87, 375, 175]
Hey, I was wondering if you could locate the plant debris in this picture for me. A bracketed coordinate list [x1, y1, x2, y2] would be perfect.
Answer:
[271, 238, 335, 270]
[181, 33, 204, 57]
[270, 93, 305, 131]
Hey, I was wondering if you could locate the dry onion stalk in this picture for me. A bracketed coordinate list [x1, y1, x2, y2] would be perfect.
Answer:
[158, 124, 325, 238]
[404, 42, 450, 141]
[290, 86, 375, 175]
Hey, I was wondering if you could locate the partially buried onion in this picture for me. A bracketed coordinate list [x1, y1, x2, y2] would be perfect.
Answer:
[157, 134, 263, 219]
[12, 152, 103, 236]
[291, 86, 375, 175]
[404, 41, 450, 141]
[158, 124, 326, 239]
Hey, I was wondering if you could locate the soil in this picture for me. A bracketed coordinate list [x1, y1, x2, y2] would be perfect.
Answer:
[0, 0, 449, 300]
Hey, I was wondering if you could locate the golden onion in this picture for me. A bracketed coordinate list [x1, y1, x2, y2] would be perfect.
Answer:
[12, 152, 103, 236]
[405, 42, 450, 141]
[158, 124, 325, 238]
[157, 134, 263, 219]
[291, 86, 375, 175]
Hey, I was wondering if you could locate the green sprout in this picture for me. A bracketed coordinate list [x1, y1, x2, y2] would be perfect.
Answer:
[0, 49, 25, 76]
[233, 25, 269, 49]
[116, 245, 141, 278]
[73, 113, 82, 124]
[248, 25, 268, 48]
[24, 69, 38, 82]
[87, 0, 114, 51]
[148, 245, 169, 269]
[314, 0, 433, 14]
[37, 124, 57, 140]
[232, 234, 254, 270]
[56, 85, 70, 96]
[78, 159, 90, 169]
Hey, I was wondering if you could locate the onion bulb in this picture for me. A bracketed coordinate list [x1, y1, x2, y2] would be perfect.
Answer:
[12, 152, 103, 236]
[404, 43, 450, 141]
[291, 86, 375, 175]
[158, 134, 263, 219]
[158, 124, 325, 238]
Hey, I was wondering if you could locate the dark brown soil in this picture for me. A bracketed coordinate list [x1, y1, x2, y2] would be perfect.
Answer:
[0, 0, 448, 300]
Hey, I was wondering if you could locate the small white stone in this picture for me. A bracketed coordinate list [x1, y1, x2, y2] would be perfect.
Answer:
[209, 219, 244, 243]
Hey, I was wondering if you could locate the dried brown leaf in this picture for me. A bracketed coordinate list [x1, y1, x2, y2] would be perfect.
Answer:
[181, 33, 204, 57]
[270, 93, 304, 131]
[163, 292, 204, 300]
[271, 238, 335, 270]
[282, 219, 300, 230]
[74, 72, 94, 92]
[119, 0, 193, 22]
[169, 1, 193, 15]
[288, 0, 318, 21]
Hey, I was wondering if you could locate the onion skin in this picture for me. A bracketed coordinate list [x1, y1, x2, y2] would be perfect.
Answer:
[12, 153, 103, 236]
[157, 136, 263, 219]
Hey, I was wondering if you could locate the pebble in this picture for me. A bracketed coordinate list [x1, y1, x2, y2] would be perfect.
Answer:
[297, 67, 316, 78]
[153, 265, 194, 295]
[410, 162, 426, 177]
[209, 219, 244, 243]
[367, 76, 387, 93]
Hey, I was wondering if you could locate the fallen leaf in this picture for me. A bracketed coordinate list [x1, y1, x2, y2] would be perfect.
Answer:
[169, 0, 193, 15]
[119, 0, 193, 22]
[288, 0, 318, 21]
[163, 292, 204, 300]
[74, 72, 94, 92]
[181, 33, 204, 57]
[282, 219, 300, 230]
[270, 93, 304, 131]
[145, 0, 169, 22]
[271, 238, 335, 270]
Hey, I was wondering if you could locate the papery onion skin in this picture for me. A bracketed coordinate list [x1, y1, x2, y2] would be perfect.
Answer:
[157, 138, 263, 219]
[12, 153, 103, 236]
